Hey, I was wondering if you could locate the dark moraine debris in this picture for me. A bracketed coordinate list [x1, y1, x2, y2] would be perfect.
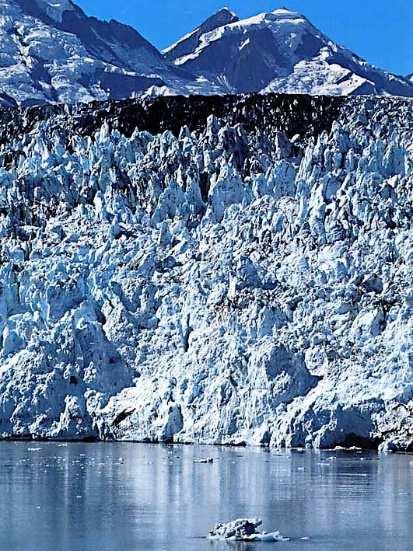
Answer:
[0, 93, 345, 147]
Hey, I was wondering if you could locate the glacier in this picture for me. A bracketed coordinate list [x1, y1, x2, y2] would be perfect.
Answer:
[0, 93, 412, 451]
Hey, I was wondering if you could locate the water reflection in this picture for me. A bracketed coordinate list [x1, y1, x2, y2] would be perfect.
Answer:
[0, 443, 412, 550]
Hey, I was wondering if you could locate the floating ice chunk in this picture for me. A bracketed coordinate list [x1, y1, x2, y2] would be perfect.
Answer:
[208, 518, 289, 542]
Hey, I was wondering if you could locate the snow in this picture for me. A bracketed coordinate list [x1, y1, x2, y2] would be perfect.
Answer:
[272, 8, 302, 17]
[165, 6, 413, 98]
[163, 6, 239, 66]
[261, 59, 374, 96]
[35, 0, 74, 23]
[0, 0, 188, 105]
[221, 6, 237, 18]
[0, 0, 412, 104]
[0, 93, 412, 451]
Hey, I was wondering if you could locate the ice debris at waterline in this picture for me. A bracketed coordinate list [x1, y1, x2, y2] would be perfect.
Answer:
[208, 518, 289, 542]
[0, 93, 412, 451]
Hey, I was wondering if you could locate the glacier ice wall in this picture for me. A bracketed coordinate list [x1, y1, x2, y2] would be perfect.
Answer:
[0, 94, 412, 450]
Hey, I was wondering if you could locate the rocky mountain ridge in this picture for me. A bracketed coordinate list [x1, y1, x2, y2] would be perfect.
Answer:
[164, 8, 413, 97]
[0, 0, 197, 106]
[0, 0, 412, 105]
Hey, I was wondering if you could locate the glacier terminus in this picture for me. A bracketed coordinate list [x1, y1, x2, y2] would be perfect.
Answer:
[0, 93, 412, 452]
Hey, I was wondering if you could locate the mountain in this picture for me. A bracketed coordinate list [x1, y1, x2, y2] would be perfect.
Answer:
[0, 2, 412, 106]
[0, 93, 412, 450]
[164, 7, 239, 62]
[0, 0, 193, 106]
[165, 7, 413, 96]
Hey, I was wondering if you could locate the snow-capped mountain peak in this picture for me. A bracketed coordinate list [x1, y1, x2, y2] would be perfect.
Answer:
[165, 6, 413, 97]
[0, 1, 412, 105]
[272, 7, 307, 19]
[217, 6, 238, 19]
[164, 7, 239, 62]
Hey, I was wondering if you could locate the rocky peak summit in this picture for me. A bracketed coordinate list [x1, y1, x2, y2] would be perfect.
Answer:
[31, 0, 74, 22]
[164, 7, 239, 61]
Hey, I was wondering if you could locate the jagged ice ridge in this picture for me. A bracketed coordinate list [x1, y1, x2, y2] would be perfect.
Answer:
[0, 94, 412, 452]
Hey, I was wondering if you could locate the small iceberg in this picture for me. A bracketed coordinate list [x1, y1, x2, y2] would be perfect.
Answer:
[208, 518, 289, 542]
[194, 457, 214, 464]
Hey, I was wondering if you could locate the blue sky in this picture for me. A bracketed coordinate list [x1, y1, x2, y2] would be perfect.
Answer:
[80, 0, 412, 75]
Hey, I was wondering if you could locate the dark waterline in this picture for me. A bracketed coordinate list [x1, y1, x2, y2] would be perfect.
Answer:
[0, 442, 412, 551]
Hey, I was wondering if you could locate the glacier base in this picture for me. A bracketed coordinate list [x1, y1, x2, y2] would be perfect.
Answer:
[0, 94, 412, 451]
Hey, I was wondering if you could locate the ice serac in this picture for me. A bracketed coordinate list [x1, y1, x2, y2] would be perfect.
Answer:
[0, 93, 412, 451]
[165, 7, 413, 97]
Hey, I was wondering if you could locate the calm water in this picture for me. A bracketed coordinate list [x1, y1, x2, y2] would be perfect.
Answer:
[0, 443, 412, 551]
